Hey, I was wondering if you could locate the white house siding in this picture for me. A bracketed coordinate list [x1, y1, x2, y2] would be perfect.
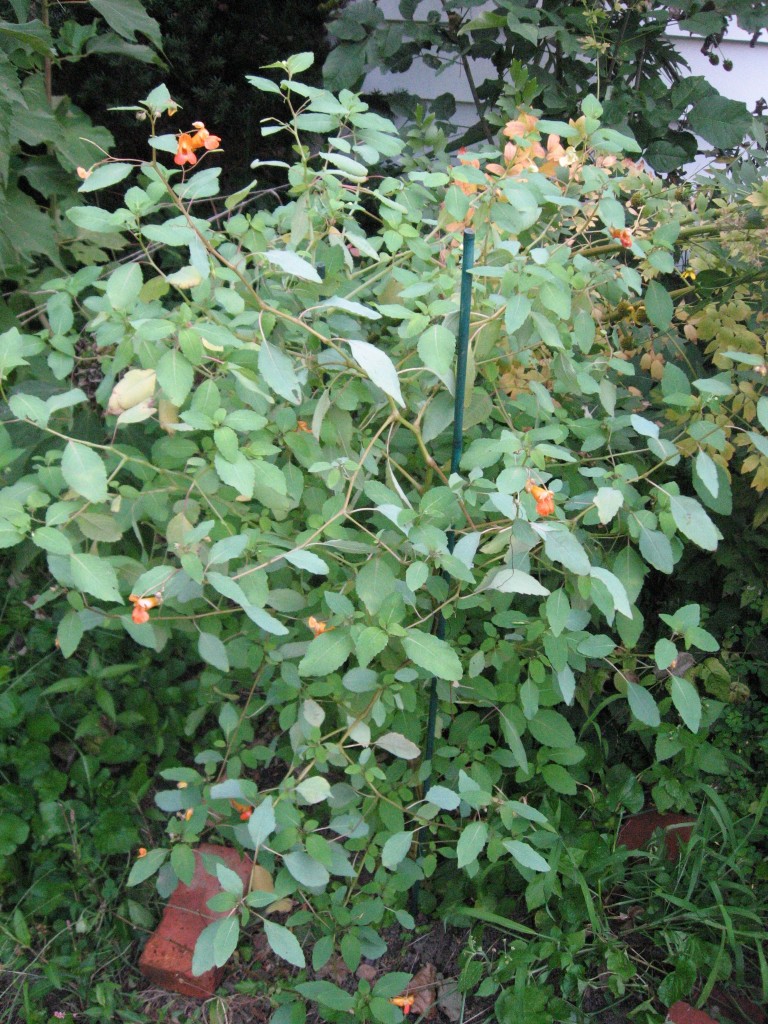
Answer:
[363, 1, 768, 130]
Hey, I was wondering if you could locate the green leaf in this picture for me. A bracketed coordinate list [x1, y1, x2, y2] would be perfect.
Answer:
[258, 339, 302, 404]
[545, 589, 570, 637]
[418, 324, 455, 380]
[654, 638, 678, 671]
[247, 798, 276, 848]
[70, 553, 122, 603]
[541, 527, 590, 576]
[283, 850, 330, 888]
[126, 848, 167, 886]
[296, 981, 355, 1012]
[527, 709, 575, 749]
[541, 763, 577, 795]
[198, 632, 229, 672]
[347, 339, 404, 407]
[298, 630, 353, 677]
[638, 527, 674, 574]
[457, 821, 488, 868]
[688, 95, 752, 149]
[213, 916, 239, 968]
[426, 785, 460, 811]
[381, 831, 413, 869]
[191, 920, 218, 977]
[645, 281, 673, 330]
[503, 839, 550, 873]
[32, 526, 72, 555]
[9, 393, 48, 426]
[295, 776, 331, 804]
[60, 440, 109, 503]
[402, 629, 462, 681]
[90, 0, 161, 46]
[79, 161, 134, 193]
[670, 677, 701, 733]
[246, 74, 282, 95]
[626, 681, 661, 727]
[57, 610, 84, 658]
[355, 625, 389, 668]
[264, 249, 322, 282]
[483, 568, 549, 596]
[106, 262, 142, 311]
[594, 487, 624, 525]
[669, 495, 720, 551]
[264, 920, 306, 969]
[156, 349, 194, 406]
[374, 732, 421, 760]
[693, 450, 719, 500]
[170, 844, 196, 886]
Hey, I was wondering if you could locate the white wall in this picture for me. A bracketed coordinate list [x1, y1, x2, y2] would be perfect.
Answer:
[363, 2, 768, 130]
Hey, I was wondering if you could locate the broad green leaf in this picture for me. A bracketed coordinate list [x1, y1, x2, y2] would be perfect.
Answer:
[545, 589, 570, 637]
[157, 349, 194, 406]
[638, 527, 674, 574]
[247, 798, 276, 848]
[541, 763, 577, 794]
[283, 850, 329, 888]
[298, 630, 353, 677]
[654, 638, 678, 671]
[425, 786, 461, 811]
[284, 549, 328, 574]
[483, 568, 549, 596]
[296, 777, 331, 804]
[347, 339, 404, 407]
[589, 567, 631, 618]
[295, 981, 355, 1012]
[645, 281, 673, 330]
[258, 339, 302, 404]
[541, 527, 590, 576]
[264, 919, 306, 969]
[57, 610, 84, 658]
[670, 677, 701, 733]
[126, 848, 167, 886]
[669, 495, 720, 551]
[106, 262, 142, 311]
[457, 821, 488, 868]
[191, 920, 218, 977]
[626, 681, 661, 727]
[693, 450, 719, 500]
[504, 839, 550, 873]
[9, 393, 48, 426]
[90, 0, 162, 46]
[170, 844, 196, 886]
[198, 632, 229, 672]
[527, 709, 575, 749]
[62, 443, 108, 504]
[32, 526, 72, 555]
[70, 553, 122, 603]
[381, 831, 413, 869]
[418, 324, 455, 380]
[79, 161, 134, 193]
[213, 916, 239, 968]
[374, 732, 421, 760]
[402, 629, 462, 681]
[688, 95, 752, 149]
[594, 487, 624, 524]
[264, 249, 322, 282]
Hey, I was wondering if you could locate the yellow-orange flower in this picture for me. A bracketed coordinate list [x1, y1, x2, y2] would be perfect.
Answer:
[137, 847, 148, 858]
[610, 227, 633, 249]
[296, 420, 312, 433]
[390, 996, 415, 1015]
[174, 121, 221, 167]
[230, 800, 253, 821]
[307, 616, 329, 637]
[76, 166, 92, 180]
[129, 593, 162, 624]
[525, 479, 556, 517]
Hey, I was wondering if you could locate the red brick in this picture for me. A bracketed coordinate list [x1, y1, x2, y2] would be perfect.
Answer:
[667, 1001, 718, 1024]
[139, 843, 251, 998]
[617, 811, 695, 860]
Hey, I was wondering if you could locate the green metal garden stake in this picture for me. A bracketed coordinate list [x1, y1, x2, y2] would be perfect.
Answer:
[412, 230, 474, 913]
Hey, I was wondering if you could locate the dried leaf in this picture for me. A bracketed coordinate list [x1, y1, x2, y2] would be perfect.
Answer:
[399, 963, 437, 1019]
[436, 976, 463, 1022]
[249, 864, 274, 893]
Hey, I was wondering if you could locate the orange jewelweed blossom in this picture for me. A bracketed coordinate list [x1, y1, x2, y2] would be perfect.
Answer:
[610, 227, 633, 249]
[230, 800, 253, 821]
[307, 616, 329, 637]
[390, 996, 415, 1015]
[137, 847, 148, 858]
[76, 166, 92, 180]
[525, 479, 556, 517]
[174, 121, 221, 167]
[128, 593, 162, 624]
[296, 420, 312, 433]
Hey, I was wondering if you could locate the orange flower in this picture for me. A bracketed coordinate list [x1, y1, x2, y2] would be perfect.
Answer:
[307, 616, 329, 637]
[502, 112, 539, 140]
[390, 996, 415, 1015]
[525, 479, 556, 517]
[174, 121, 221, 167]
[137, 847, 147, 858]
[610, 227, 633, 249]
[296, 420, 311, 433]
[230, 800, 253, 821]
[76, 166, 92, 180]
[129, 593, 162, 624]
